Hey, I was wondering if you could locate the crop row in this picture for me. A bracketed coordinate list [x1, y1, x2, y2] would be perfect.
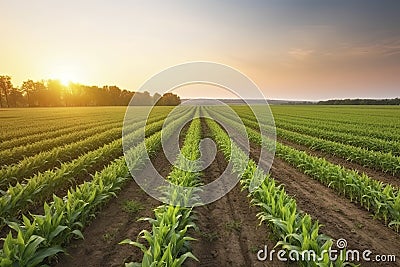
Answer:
[270, 112, 400, 142]
[0, 117, 118, 151]
[0, 110, 160, 152]
[0, 106, 160, 143]
[237, 108, 400, 155]
[0, 110, 183, 223]
[274, 119, 400, 156]
[276, 124, 400, 176]
[0, 121, 122, 166]
[230, 108, 400, 175]
[270, 107, 400, 129]
[0, 126, 122, 190]
[122, 113, 202, 266]
[0, 117, 94, 141]
[204, 115, 340, 267]
[0, 107, 195, 266]
[234, 106, 400, 142]
[278, 115, 400, 142]
[0, 112, 169, 190]
[0, 113, 121, 143]
[209, 108, 400, 232]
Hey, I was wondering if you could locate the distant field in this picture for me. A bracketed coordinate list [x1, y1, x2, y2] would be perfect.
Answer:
[0, 105, 399, 266]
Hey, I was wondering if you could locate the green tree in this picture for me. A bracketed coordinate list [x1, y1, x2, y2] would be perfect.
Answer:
[156, 92, 181, 106]
[8, 87, 23, 107]
[46, 79, 64, 106]
[0, 75, 13, 108]
[131, 91, 153, 106]
[153, 92, 162, 104]
[34, 81, 47, 107]
[21, 80, 35, 107]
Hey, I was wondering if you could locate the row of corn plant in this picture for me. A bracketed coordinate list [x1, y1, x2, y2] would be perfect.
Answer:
[276, 144, 400, 232]
[0, 117, 118, 151]
[277, 116, 400, 143]
[238, 109, 400, 177]
[274, 118, 400, 156]
[0, 126, 122, 190]
[269, 107, 400, 130]
[0, 110, 186, 224]
[0, 121, 123, 166]
[0, 107, 167, 153]
[121, 112, 203, 266]
[233, 106, 400, 142]
[0, 112, 170, 190]
[204, 116, 343, 267]
[0, 108, 165, 167]
[209, 108, 400, 232]
[0, 106, 141, 142]
[277, 115, 400, 143]
[227, 108, 400, 176]
[279, 127, 400, 176]
[0, 115, 118, 143]
[0, 108, 195, 266]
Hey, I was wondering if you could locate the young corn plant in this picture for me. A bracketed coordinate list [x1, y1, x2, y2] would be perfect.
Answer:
[121, 113, 202, 267]
[0, 108, 196, 266]
[122, 205, 197, 267]
[212, 107, 400, 233]
[0, 111, 184, 226]
[204, 115, 342, 267]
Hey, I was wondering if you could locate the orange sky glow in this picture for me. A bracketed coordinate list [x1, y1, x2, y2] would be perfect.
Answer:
[1, 1, 399, 101]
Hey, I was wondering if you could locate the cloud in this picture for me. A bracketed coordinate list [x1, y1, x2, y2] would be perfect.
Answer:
[337, 38, 400, 58]
[288, 48, 314, 60]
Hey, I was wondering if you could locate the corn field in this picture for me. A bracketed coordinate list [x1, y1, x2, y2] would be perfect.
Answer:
[0, 105, 399, 266]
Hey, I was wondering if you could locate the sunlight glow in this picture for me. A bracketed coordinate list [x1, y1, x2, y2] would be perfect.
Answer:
[48, 64, 82, 86]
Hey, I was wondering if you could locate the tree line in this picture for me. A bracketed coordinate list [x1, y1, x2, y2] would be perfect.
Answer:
[0, 75, 181, 107]
[317, 98, 400, 105]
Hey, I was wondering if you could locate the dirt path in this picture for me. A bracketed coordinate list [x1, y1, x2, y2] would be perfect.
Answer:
[54, 118, 400, 266]
[252, 143, 400, 267]
[185, 120, 288, 267]
[54, 122, 192, 266]
[54, 155, 170, 266]
[278, 137, 400, 187]
[223, 120, 400, 266]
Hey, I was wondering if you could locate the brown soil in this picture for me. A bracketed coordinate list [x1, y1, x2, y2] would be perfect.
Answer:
[54, 123, 190, 267]
[54, 152, 170, 267]
[51, 118, 400, 267]
[223, 120, 400, 266]
[0, 148, 123, 240]
[252, 143, 400, 267]
[278, 137, 400, 187]
[184, 120, 289, 267]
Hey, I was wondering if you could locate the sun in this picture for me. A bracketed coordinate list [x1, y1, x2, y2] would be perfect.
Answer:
[58, 72, 75, 86]
[48, 64, 82, 86]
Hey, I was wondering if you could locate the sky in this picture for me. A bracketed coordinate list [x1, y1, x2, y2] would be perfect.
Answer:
[1, 0, 399, 101]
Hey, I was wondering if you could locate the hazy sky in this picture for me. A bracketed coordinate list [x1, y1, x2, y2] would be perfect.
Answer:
[1, 0, 399, 100]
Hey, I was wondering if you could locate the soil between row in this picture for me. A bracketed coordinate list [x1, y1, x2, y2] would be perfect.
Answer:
[252, 141, 400, 267]
[55, 121, 285, 266]
[277, 136, 400, 187]
[55, 120, 400, 267]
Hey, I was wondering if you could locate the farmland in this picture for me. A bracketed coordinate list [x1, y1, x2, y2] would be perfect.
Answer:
[0, 105, 399, 266]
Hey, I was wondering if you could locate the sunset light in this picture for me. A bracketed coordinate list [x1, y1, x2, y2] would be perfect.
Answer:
[48, 65, 82, 86]
[0, 2, 399, 265]
[1, 1, 399, 100]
